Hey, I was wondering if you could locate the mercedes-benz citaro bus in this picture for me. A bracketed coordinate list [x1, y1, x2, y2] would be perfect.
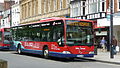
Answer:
[10, 17, 94, 59]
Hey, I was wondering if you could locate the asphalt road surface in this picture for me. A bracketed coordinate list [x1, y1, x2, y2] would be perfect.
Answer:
[0, 50, 120, 68]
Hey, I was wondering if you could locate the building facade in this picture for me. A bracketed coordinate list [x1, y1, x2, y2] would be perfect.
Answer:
[11, 0, 20, 27]
[0, 0, 15, 28]
[0, 3, 4, 28]
[0, 9, 10, 28]
[97, 0, 120, 47]
[0, 3, 4, 11]
[70, 0, 107, 20]
[4, 0, 15, 10]
[20, 0, 70, 24]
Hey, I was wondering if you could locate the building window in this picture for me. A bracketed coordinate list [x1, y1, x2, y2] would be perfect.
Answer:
[83, 7, 85, 15]
[119, 1, 120, 9]
[102, 2, 105, 11]
[66, 0, 70, 8]
[23, 5, 25, 19]
[25, 4, 27, 18]
[71, 2, 79, 17]
[32, 0, 36, 15]
[60, 0, 63, 10]
[21, 5, 23, 19]
[85, 0, 106, 15]
[35, 0, 38, 15]
[28, 2, 30, 17]
[34, 0, 36, 15]
[2, 20, 4, 25]
[44, 0, 47, 13]
[48, 0, 50, 12]
[53, 0, 57, 11]
[118, 0, 120, 11]
[81, 1, 86, 15]
[74, 7, 78, 16]
[100, 0, 106, 12]
[88, 0, 98, 14]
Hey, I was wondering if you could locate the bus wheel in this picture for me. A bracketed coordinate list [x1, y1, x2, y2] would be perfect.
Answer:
[17, 45, 22, 54]
[69, 58, 75, 60]
[43, 47, 49, 58]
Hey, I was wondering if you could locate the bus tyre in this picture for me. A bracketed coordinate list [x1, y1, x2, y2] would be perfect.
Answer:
[43, 47, 49, 58]
[69, 58, 75, 60]
[17, 45, 22, 54]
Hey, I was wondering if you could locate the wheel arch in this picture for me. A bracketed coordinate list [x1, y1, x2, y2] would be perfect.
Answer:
[17, 43, 21, 49]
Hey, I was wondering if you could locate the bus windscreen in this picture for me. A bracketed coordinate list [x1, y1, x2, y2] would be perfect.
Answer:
[4, 32, 11, 44]
[66, 20, 93, 46]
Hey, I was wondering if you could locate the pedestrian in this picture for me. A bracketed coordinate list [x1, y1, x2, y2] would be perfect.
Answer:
[112, 36, 117, 55]
[100, 37, 107, 52]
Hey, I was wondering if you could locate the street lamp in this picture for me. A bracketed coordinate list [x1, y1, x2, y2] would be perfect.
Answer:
[10, 0, 12, 27]
[110, 0, 114, 58]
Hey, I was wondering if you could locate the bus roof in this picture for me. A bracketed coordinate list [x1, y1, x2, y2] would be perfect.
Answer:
[39, 17, 94, 22]
[12, 17, 94, 27]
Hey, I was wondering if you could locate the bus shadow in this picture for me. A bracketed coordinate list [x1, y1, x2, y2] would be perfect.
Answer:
[12, 52, 96, 63]
[0, 49, 14, 52]
[49, 57, 96, 63]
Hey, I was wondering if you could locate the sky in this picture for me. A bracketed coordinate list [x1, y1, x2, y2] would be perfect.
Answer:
[0, 0, 4, 3]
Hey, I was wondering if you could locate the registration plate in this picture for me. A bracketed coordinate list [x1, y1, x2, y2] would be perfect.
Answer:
[77, 55, 84, 57]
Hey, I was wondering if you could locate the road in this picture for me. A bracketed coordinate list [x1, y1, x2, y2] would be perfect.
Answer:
[0, 50, 120, 68]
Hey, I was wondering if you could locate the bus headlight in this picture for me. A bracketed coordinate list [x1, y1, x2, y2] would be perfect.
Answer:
[89, 51, 94, 54]
[62, 51, 71, 54]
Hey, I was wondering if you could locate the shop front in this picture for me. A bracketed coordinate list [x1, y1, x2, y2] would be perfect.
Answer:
[97, 13, 120, 51]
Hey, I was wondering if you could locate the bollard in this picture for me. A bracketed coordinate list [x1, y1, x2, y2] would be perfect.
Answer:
[0, 59, 7, 68]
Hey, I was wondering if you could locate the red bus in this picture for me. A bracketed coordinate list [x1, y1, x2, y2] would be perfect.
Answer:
[0, 28, 11, 49]
[11, 17, 94, 58]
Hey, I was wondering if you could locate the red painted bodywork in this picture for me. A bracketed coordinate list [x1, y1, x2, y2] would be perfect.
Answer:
[0, 28, 10, 48]
[20, 41, 94, 54]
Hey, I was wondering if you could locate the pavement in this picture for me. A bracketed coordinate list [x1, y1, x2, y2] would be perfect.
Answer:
[86, 49, 120, 64]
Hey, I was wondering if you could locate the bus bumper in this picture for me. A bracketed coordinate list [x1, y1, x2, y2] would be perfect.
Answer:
[49, 52, 94, 58]
[9, 45, 17, 51]
[0, 46, 9, 49]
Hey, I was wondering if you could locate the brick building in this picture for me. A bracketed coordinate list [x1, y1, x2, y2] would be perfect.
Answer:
[4, 0, 15, 10]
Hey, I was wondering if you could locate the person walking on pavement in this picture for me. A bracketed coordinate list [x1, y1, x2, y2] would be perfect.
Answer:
[100, 37, 107, 52]
[112, 36, 117, 55]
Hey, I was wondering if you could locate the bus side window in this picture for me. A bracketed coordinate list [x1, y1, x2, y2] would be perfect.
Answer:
[0, 32, 2, 41]
[34, 33, 41, 41]
[53, 32, 57, 41]
[57, 31, 64, 47]
[47, 32, 51, 42]
[53, 31, 60, 41]
[41, 32, 47, 41]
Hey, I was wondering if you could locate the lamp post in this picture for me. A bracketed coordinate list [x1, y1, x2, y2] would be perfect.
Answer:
[10, 0, 12, 27]
[110, 0, 114, 58]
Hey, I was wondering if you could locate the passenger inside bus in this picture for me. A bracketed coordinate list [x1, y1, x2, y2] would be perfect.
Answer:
[67, 33, 72, 39]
